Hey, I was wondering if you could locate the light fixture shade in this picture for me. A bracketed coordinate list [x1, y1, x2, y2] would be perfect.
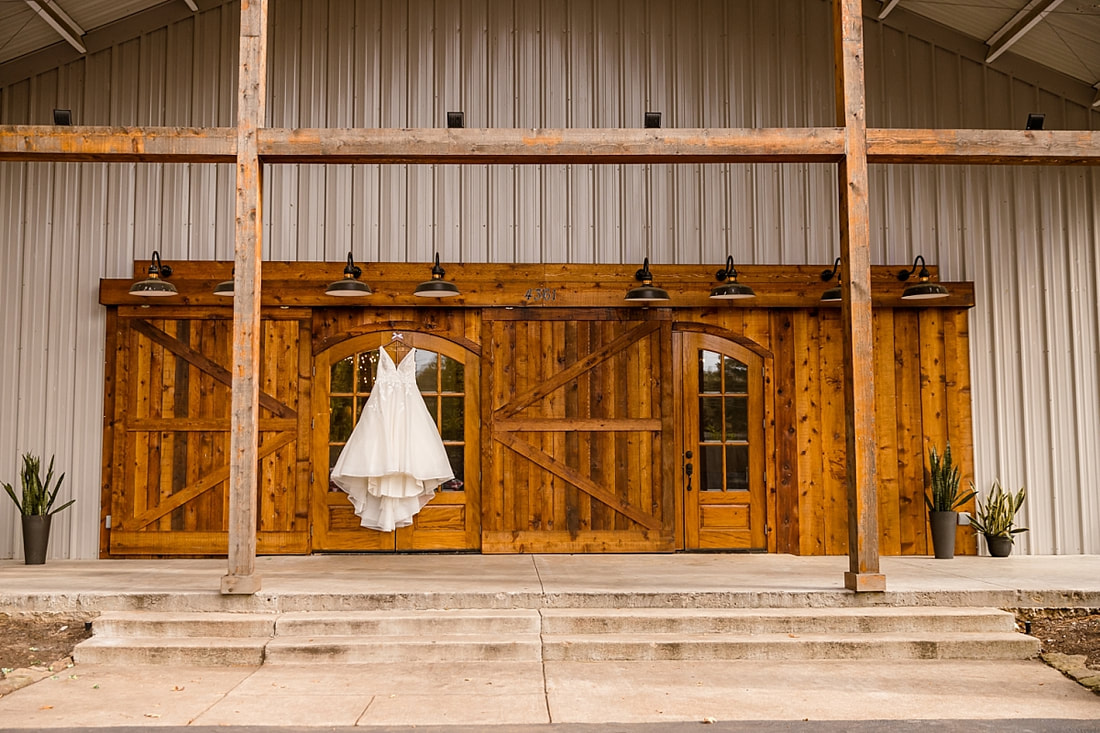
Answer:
[624, 257, 670, 302]
[325, 252, 372, 297]
[711, 281, 756, 299]
[414, 254, 460, 297]
[130, 251, 177, 297]
[213, 280, 234, 297]
[325, 278, 372, 297]
[129, 278, 178, 296]
[898, 254, 950, 301]
[820, 285, 842, 302]
[710, 255, 756, 300]
[901, 281, 950, 300]
[625, 283, 671, 302]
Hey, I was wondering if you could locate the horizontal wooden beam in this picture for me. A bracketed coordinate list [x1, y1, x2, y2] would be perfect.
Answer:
[4, 125, 1099, 166]
[867, 128, 1100, 165]
[257, 127, 846, 164]
[100, 261, 975, 310]
[0, 126, 236, 162]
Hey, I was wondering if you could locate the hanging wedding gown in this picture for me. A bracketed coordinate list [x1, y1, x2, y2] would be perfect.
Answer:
[330, 347, 455, 532]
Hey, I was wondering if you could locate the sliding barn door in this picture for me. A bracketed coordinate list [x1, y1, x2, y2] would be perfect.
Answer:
[312, 332, 480, 552]
[482, 310, 675, 552]
[104, 310, 311, 556]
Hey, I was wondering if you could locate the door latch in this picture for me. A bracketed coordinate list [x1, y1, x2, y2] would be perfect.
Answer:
[684, 450, 693, 492]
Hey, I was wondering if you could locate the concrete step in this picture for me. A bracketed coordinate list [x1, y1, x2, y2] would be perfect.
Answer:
[539, 606, 1018, 635]
[74, 636, 267, 666]
[542, 631, 1040, 662]
[264, 634, 543, 663]
[90, 611, 277, 638]
[275, 609, 541, 637]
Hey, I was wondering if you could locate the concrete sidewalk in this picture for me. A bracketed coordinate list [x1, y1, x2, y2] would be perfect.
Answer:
[0, 554, 1098, 728]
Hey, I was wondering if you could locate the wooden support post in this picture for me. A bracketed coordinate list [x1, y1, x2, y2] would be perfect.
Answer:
[221, 0, 268, 595]
[834, 0, 885, 593]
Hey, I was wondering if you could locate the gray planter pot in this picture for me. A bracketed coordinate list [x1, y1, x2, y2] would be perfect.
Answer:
[21, 514, 52, 565]
[929, 510, 957, 559]
[985, 534, 1014, 558]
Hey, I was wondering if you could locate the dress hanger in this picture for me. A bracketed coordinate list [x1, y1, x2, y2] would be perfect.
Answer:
[384, 331, 411, 362]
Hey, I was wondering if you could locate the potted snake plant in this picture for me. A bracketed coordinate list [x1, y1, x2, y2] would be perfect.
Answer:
[3, 453, 74, 564]
[969, 481, 1027, 557]
[925, 443, 975, 559]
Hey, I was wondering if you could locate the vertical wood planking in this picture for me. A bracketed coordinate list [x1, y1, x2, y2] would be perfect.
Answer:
[873, 311, 901, 555]
[772, 312, 799, 553]
[893, 310, 926, 555]
[796, 312, 824, 555]
[819, 311, 848, 555]
[944, 308, 977, 554]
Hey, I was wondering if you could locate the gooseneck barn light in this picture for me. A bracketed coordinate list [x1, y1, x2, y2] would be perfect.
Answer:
[820, 257, 842, 302]
[413, 253, 460, 297]
[898, 254, 949, 300]
[129, 251, 177, 297]
[624, 257, 670, 302]
[710, 255, 756, 300]
[325, 252, 373, 297]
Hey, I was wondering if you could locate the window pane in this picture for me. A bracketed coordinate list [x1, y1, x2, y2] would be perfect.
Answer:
[356, 398, 367, 421]
[442, 445, 465, 490]
[415, 350, 438, 391]
[329, 445, 343, 473]
[441, 396, 464, 441]
[440, 355, 464, 393]
[331, 356, 353, 393]
[699, 445, 724, 492]
[725, 397, 748, 441]
[724, 356, 748, 394]
[699, 397, 723, 442]
[356, 351, 377, 393]
[726, 445, 749, 491]
[329, 397, 354, 443]
[699, 351, 722, 393]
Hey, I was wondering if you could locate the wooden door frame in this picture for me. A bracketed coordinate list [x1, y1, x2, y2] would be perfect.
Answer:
[311, 329, 481, 552]
[672, 323, 776, 552]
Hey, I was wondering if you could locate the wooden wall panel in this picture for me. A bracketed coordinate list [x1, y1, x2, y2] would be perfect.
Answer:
[101, 290, 975, 557]
[103, 312, 310, 556]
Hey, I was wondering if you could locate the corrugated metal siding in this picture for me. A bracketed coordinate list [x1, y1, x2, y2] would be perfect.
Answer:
[0, 0, 1098, 558]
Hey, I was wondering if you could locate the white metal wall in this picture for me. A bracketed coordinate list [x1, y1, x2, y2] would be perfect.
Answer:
[0, 0, 1097, 558]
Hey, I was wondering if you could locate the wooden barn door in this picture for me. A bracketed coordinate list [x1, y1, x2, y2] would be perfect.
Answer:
[482, 310, 675, 553]
[679, 333, 767, 550]
[105, 309, 310, 556]
[312, 332, 480, 552]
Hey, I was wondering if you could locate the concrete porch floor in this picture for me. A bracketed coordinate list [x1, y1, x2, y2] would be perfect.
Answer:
[2, 553, 1100, 613]
[1, 553, 1098, 729]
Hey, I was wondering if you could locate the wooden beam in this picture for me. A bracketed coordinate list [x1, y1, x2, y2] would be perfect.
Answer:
[4, 125, 1098, 166]
[986, 0, 1064, 64]
[878, 0, 902, 20]
[0, 126, 236, 162]
[222, 0, 267, 596]
[24, 0, 85, 54]
[834, 0, 885, 593]
[868, 128, 1100, 165]
[257, 127, 846, 164]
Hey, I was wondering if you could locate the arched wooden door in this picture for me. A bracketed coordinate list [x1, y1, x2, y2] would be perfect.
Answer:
[311, 332, 480, 551]
[678, 332, 768, 550]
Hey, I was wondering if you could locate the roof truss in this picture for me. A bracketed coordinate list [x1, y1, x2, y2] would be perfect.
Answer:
[23, 0, 85, 54]
[986, 0, 1065, 64]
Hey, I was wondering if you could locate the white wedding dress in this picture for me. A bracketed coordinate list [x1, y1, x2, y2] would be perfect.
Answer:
[330, 347, 455, 531]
